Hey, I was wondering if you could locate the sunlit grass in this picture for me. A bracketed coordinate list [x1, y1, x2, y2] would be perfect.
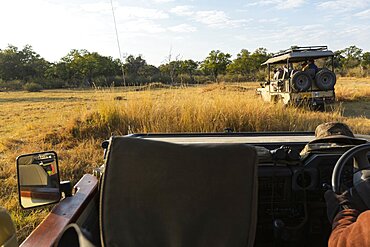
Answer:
[71, 86, 344, 138]
[335, 77, 370, 101]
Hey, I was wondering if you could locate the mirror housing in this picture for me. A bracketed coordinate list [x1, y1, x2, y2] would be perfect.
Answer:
[16, 151, 61, 209]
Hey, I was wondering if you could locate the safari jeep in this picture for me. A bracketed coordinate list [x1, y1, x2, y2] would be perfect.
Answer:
[257, 46, 336, 108]
[1, 131, 370, 247]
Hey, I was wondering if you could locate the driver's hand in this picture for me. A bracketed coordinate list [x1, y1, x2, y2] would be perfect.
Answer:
[324, 189, 367, 224]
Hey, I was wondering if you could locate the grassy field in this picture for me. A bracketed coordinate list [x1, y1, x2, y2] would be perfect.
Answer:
[0, 77, 370, 242]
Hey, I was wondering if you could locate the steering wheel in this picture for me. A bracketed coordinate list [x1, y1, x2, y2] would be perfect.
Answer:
[332, 143, 370, 208]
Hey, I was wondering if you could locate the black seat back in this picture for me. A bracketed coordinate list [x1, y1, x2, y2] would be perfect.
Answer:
[100, 137, 258, 247]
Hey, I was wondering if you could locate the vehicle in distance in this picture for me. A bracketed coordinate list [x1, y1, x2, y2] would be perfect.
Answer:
[257, 46, 336, 109]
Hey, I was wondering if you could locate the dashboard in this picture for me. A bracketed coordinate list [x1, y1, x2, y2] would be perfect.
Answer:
[256, 149, 355, 246]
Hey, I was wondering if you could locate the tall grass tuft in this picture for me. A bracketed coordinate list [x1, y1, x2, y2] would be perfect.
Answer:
[335, 78, 370, 101]
[67, 84, 357, 140]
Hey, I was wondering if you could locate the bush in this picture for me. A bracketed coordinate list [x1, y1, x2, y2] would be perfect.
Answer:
[347, 67, 366, 77]
[38, 78, 66, 89]
[93, 76, 112, 87]
[255, 69, 267, 81]
[0, 80, 23, 91]
[193, 75, 210, 84]
[218, 74, 250, 82]
[23, 82, 43, 92]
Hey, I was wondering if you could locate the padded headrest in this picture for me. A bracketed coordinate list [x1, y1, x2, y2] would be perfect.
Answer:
[100, 137, 258, 247]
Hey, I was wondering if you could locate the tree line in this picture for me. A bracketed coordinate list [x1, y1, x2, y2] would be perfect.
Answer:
[0, 44, 369, 91]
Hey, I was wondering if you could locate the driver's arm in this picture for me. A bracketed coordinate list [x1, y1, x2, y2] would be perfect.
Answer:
[329, 209, 370, 247]
[328, 209, 356, 247]
[325, 190, 370, 247]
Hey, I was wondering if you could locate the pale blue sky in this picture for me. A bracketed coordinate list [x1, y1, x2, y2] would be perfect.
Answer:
[1, 0, 369, 65]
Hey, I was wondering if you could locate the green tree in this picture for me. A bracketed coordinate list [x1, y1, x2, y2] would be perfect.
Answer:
[21, 45, 50, 80]
[50, 49, 120, 87]
[180, 59, 198, 83]
[249, 48, 270, 72]
[124, 55, 147, 78]
[0, 45, 21, 81]
[227, 49, 251, 76]
[0, 44, 49, 82]
[340, 45, 363, 69]
[333, 50, 345, 70]
[159, 60, 182, 84]
[361, 52, 370, 67]
[226, 48, 270, 80]
[201, 50, 231, 82]
[138, 65, 160, 83]
[57, 49, 88, 85]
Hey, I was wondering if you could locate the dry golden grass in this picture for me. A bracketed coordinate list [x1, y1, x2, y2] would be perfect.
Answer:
[335, 77, 370, 101]
[71, 87, 343, 137]
[0, 78, 369, 243]
[335, 77, 370, 119]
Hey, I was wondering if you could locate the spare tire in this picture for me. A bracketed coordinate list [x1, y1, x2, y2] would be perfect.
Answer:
[315, 69, 336, 90]
[291, 71, 312, 92]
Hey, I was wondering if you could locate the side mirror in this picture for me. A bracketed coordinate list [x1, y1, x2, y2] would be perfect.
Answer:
[16, 151, 61, 209]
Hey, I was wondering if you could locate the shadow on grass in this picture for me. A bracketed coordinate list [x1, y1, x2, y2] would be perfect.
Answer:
[341, 101, 370, 118]
[0, 97, 92, 103]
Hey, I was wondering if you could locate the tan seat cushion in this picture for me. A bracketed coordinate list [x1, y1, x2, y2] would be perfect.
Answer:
[100, 137, 258, 247]
[18, 165, 48, 186]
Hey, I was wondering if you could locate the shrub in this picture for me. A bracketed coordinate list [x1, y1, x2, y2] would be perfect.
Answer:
[38, 79, 66, 89]
[23, 82, 43, 92]
[255, 69, 267, 81]
[347, 67, 365, 77]
[0, 80, 23, 91]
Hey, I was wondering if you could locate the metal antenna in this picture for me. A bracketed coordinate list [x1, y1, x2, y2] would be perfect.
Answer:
[110, 0, 126, 86]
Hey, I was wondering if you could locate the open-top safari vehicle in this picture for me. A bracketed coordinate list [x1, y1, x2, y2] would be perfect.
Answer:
[1, 129, 370, 247]
[257, 46, 336, 109]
